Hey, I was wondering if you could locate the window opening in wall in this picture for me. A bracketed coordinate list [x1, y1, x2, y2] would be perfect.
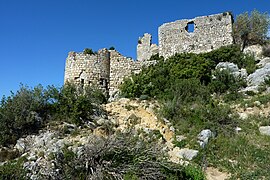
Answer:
[81, 79, 84, 84]
[185, 22, 195, 33]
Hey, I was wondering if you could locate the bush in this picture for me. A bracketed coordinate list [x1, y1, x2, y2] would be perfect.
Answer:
[0, 83, 106, 147]
[120, 53, 215, 99]
[53, 133, 205, 179]
[0, 157, 27, 179]
[83, 48, 95, 55]
[209, 69, 247, 94]
[109, 46, 115, 50]
[233, 10, 270, 50]
[49, 83, 106, 125]
[0, 85, 51, 146]
[121, 45, 252, 99]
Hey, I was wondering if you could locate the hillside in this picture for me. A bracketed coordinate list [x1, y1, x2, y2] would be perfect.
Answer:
[1, 43, 270, 179]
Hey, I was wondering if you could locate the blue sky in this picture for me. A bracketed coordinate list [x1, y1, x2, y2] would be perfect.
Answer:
[0, 0, 270, 98]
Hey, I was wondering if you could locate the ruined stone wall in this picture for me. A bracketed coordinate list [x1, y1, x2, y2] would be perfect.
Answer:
[64, 48, 110, 92]
[64, 12, 234, 97]
[137, 33, 159, 61]
[64, 48, 156, 97]
[158, 12, 234, 58]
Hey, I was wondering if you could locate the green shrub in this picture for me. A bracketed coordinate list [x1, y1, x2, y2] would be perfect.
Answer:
[208, 69, 247, 94]
[120, 53, 214, 99]
[0, 84, 51, 146]
[109, 46, 115, 50]
[0, 83, 106, 147]
[149, 53, 161, 60]
[83, 48, 95, 55]
[50, 83, 106, 125]
[53, 133, 203, 179]
[0, 157, 27, 180]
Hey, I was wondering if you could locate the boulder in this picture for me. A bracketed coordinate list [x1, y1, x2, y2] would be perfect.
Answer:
[243, 45, 263, 59]
[177, 148, 198, 160]
[215, 62, 247, 78]
[259, 126, 270, 136]
[257, 57, 270, 68]
[247, 63, 270, 87]
[197, 129, 213, 148]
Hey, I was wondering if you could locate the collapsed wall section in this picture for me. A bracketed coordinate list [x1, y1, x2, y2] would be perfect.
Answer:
[158, 12, 234, 58]
[109, 50, 147, 97]
[137, 33, 159, 61]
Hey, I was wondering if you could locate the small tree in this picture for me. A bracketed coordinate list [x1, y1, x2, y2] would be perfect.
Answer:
[233, 10, 270, 51]
[109, 46, 115, 50]
[83, 48, 94, 55]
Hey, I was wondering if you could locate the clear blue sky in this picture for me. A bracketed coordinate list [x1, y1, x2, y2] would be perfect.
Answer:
[0, 0, 269, 98]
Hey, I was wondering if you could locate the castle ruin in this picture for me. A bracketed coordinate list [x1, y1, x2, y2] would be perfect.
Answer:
[64, 12, 234, 97]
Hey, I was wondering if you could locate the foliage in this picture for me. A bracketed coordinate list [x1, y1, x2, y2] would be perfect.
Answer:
[149, 53, 161, 60]
[0, 157, 27, 180]
[0, 83, 106, 147]
[120, 53, 215, 99]
[0, 84, 51, 146]
[54, 133, 205, 179]
[203, 45, 256, 74]
[120, 45, 250, 100]
[209, 69, 246, 95]
[233, 10, 270, 50]
[83, 48, 95, 55]
[200, 115, 270, 179]
[109, 46, 115, 50]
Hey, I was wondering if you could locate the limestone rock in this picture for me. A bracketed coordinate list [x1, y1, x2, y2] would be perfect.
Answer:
[243, 45, 263, 59]
[259, 126, 270, 136]
[215, 62, 247, 78]
[257, 57, 270, 68]
[247, 63, 270, 87]
[177, 148, 199, 160]
[197, 129, 213, 148]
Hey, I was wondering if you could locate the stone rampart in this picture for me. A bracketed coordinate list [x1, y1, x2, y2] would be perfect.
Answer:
[158, 12, 234, 58]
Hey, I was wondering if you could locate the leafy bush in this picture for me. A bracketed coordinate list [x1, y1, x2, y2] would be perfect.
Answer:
[83, 48, 95, 55]
[46, 83, 106, 125]
[149, 53, 162, 60]
[0, 83, 106, 147]
[209, 69, 246, 94]
[121, 53, 215, 99]
[54, 133, 205, 180]
[0, 85, 51, 146]
[121, 45, 253, 100]
[109, 46, 115, 50]
[0, 157, 27, 179]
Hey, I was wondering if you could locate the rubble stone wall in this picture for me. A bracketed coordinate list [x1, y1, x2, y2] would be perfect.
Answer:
[158, 12, 234, 58]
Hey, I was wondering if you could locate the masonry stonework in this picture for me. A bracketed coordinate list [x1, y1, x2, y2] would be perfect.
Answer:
[64, 12, 234, 97]
[137, 33, 159, 61]
[158, 12, 234, 58]
[64, 49, 156, 97]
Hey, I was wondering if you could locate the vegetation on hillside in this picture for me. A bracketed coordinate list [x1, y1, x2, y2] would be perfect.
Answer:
[0, 83, 106, 147]
[120, 44, 270, 179]
[233, 9, 270, 50]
